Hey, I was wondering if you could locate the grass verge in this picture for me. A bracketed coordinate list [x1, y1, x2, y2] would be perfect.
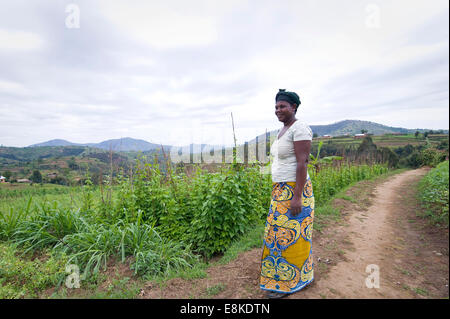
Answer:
[417, 161, 449, 227]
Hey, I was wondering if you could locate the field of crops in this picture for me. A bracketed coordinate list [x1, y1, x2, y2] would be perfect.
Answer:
[0, 158, 391, 298]
[312, 134, 448, 148]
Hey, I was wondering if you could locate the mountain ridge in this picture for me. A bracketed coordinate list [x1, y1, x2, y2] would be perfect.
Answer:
[28, 120, 448, 150]
[29, 137, 166, 152]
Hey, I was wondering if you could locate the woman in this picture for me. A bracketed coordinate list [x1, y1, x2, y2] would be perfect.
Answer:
[260, 89, 314, 299]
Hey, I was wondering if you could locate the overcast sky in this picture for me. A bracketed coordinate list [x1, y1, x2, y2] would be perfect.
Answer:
[0, 0, 448, 147]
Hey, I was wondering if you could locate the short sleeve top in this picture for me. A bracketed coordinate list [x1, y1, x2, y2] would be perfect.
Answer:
[270, 120, 313, 182]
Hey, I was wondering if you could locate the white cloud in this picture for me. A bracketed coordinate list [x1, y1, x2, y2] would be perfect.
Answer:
[0, 79, 28, 95]
[98, 0, 219, 49]
[0, 29, 44, 50]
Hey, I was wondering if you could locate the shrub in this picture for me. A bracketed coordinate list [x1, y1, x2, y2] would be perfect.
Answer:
[188, 166, 262, 257]
[420, 148, 447, 167]
[418, 161, 449, 227]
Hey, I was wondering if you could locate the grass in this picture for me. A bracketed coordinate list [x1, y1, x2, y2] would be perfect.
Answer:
[314, 204, 340, 232]
[417, 161, 449, 227]
[334, 194, 357, 203]
[413, 287, 429, 296]
[216, 223, 265, 265]
[204, 283, 226, 297]
[0, 243, 68, 298]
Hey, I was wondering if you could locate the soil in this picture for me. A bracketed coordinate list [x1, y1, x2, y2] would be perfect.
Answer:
[140, 167, 449, 299]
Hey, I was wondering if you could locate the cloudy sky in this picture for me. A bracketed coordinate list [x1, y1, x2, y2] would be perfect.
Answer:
[0, 0, 448, 147]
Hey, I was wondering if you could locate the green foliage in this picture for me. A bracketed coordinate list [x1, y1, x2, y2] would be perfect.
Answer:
[0, 197, 33, 240]
[402, 147, 447, 168]
[11, 201, 84, 254]
[0, 243, 68, 298]
[188, 166, 263, 257]
[2, 170, 12, 181]
[56, 219, 198, 279]
[0, 151, 392, 295]
[418, 161, 449, 227]
[378, 147, 399, 168]
[357, 136, 377, 154]
[30, 170, 42, 183]
[310, 164, 388, 205]
[217, 223, 265, 265]
[67, 157, 78, 170]
[419, 148, 447, 167]
[309, 140, 344, 172]
[81, 173, 94, 213]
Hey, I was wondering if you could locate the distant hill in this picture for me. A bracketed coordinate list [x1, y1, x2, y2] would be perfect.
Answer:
[88, 137, 164, 152]
[309, 120, 414, 136]
[30, 139, 78, 147]
[248, 119, 447, 144]
[266, 120, 446, 139]
[29, 137, 227, 154]
[30, 137, 167, 152]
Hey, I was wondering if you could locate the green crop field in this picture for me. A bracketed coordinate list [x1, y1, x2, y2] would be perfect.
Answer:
[0, 131, 448, 298]
[312, 133, 448, 149]
[0, 157, 391, 298]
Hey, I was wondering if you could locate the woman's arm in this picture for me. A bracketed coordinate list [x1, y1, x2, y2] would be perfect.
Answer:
[290, 140, 311, 216]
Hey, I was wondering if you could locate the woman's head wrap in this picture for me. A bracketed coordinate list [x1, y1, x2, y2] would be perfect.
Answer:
[275, 89, 301, 108]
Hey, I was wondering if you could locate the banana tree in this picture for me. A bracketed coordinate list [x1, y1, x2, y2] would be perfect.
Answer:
[308, 140, 343, 173]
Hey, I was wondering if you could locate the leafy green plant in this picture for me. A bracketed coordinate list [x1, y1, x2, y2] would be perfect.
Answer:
[309, 140, 343, 173]
[0, 243, 68, 298]
[310, 163, 388, 205]
[11, 201, 84, 254]
[418, 161, 449, 227]
[188, 166, 262, 257]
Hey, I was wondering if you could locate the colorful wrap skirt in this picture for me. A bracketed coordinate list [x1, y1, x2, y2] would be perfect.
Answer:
[260, 178, 315, 294]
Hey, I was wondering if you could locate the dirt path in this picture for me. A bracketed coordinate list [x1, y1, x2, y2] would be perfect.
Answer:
[142, 168, 449, 299]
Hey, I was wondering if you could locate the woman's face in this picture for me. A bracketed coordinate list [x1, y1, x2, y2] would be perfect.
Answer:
[275, 100, 296, 122]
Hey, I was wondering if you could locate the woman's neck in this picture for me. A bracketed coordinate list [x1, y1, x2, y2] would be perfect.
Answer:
[283, 117, 297, 127]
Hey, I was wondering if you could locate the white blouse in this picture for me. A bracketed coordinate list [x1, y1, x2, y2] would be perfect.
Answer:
[270, 120, 313, 182]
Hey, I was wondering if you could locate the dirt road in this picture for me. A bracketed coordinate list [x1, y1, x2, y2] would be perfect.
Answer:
[143, 168, 449, 299]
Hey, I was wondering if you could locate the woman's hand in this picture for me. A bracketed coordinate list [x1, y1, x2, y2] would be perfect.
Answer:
[290, 195, 303, 216]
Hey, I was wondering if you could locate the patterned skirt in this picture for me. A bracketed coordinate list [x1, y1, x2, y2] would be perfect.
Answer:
[260, 178, 315, 294]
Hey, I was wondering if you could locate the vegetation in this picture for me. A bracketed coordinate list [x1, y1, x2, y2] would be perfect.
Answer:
[418, 161, 449, 227]
[0, 151, 393, 297]
[0, 243, 68, 298]
[310, 163, 388, 205]
[0, 128, 448, 298]
[312, 134, 448, 170]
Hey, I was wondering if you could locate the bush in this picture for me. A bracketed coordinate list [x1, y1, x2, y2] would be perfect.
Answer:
[418, 161, 449, 227]
[419, 148, 447, 167]
[405, 151, 422, 168]
[188, 166, 264, 257]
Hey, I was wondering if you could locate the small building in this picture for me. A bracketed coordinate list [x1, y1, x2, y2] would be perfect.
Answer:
[0, 176, 6, 183]
[354, 133, 367, 139]
[322, 135, 332, 138]
[17, 178, 32, 183]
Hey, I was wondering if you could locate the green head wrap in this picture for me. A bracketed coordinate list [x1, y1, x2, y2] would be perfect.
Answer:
[275, 89, 301, 109]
